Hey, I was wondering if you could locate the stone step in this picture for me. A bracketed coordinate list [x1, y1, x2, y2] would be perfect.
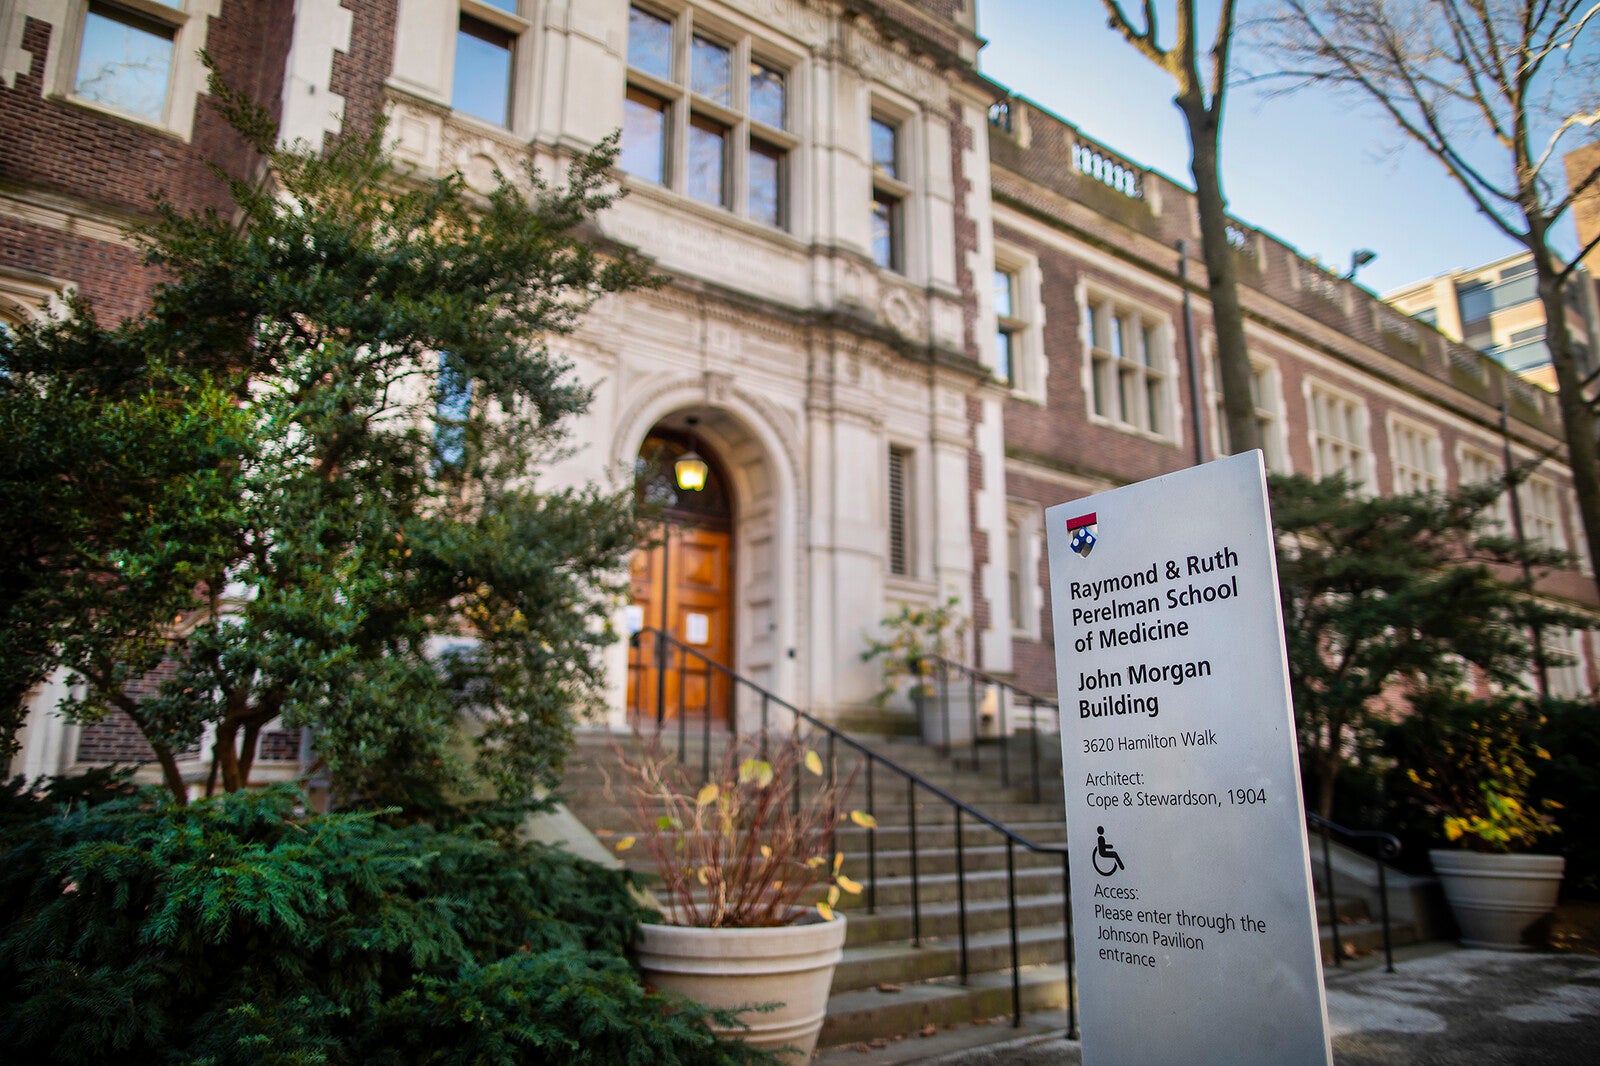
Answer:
[843, 892, 1069, 947]
[832, 819, 1068, 853]
[841, 841, 1069, 881]
[842, 863, 1065, 910]
[831, 922, 1068, 994]
[1320, 917, 1420, 964]
[817, 963, 1069, 1049]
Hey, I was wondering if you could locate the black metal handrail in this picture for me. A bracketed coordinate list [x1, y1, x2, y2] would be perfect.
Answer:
[1307, 812, 1402, 973]
[917, 655, 1061, 803]
[626, 627, 1078, 1037]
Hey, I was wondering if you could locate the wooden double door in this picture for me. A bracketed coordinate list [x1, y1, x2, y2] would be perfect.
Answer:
[628, 523, 734, 724]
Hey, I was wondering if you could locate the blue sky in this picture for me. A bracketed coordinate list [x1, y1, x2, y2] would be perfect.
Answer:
[974, 1, 1563, 296]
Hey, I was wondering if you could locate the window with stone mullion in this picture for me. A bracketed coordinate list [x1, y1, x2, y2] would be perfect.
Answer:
[870, 115, 910, 271]
[1089, 299, 1168, 436]
[623, 5, 792, 228]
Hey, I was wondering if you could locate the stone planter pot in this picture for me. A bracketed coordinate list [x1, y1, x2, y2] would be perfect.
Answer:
[1429, 849, 1565, 950]
[635, 914, 847, 1065]
[913, 689, 977, 748]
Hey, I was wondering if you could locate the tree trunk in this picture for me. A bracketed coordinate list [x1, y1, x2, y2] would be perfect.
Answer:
[1180, 95, 1261, 456]
[1316, 743, 1339, 822]
[151, 740, 189, 806]
[1533, 248, 1600, 591]
[213, 722, 243, 793]
[237, 719, 263, 785]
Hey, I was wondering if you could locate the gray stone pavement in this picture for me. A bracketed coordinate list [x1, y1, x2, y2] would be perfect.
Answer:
[814, 943, 1600, 1064]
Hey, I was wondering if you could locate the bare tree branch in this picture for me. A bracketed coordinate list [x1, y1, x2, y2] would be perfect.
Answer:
[1248, 0, 1600, 593]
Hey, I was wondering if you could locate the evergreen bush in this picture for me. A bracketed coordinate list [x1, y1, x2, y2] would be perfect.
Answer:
[0, 781, 767, 1065]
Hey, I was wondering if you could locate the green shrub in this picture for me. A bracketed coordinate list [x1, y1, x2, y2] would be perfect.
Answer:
[1534, 699, 1600, 897]
[1379, 691, 1560, 854]
[0, 782, 766, 1065]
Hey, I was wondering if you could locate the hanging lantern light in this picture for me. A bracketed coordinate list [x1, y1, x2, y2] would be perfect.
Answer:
[674, 449, 709, 492]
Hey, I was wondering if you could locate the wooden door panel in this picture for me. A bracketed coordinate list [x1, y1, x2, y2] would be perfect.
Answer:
[628, 524, 733, 724]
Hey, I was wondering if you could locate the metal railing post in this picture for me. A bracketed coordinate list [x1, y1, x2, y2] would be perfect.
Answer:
[1063, 850, 1078, 1040]
[1029, 697, 1041, 803]
[1377, 855, 1394, 973]
[1322, 822, 1342, 966]
[956, 809, 969, 984]
[1007, 839, 1021, 1026]
[998, 684, 1010, 787]
[866, 759, 878, 914]
[655, 630, 667, 727]
[909, 777, 922, 946]
[968, 670, 980, 771]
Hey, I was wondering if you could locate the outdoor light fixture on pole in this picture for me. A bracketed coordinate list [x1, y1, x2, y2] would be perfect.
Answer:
[1345, 248, 1378, 281]
[675, 416, 708, 492]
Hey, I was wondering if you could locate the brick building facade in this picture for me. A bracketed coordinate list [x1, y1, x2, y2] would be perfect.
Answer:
[4, 1, 1595, 790]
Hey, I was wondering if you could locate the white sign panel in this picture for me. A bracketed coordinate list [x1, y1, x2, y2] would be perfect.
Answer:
[1045, 452, 1331, 1066]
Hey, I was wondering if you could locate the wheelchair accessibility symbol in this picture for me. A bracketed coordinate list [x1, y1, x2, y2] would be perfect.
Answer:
[1092, 826, 1126, 877]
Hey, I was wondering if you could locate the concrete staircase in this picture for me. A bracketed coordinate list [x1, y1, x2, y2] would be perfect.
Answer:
[558, 728, 1076, 1051]
[556, 727, 1423, 1054]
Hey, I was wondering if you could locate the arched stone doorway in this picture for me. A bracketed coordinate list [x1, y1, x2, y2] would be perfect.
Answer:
[628, 428, 736, 726]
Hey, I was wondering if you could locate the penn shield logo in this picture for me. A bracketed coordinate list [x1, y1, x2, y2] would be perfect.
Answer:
[1066, 512, 1098, 558]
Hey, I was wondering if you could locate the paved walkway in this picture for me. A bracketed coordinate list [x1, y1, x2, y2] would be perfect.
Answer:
[814, 944, 1600, 1064]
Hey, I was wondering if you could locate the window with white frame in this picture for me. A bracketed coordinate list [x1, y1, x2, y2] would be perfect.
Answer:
[1542, 627, 1590, 699]
[66, 1, 216, 136]
[1307, 381, 1369, 485]
[1389, 416, 1443, 495]
[1520, 475, 1565, 553]
[1086, 294, 1173, 439]
[1006, 501, 1041, 638]
[992, 251, 1044, 399]
[451, 1, 531, 129]
[1215, 358, 1287, 472]
[994, 268, 1018, 386]
[1457, 445, 1509, 532]
[887, 445, 912, 577]
[621, 4, 796, 229]
[870, 113, 908, 271]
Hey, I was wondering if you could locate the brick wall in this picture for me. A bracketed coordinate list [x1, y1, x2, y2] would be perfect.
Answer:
[329, 0, 398, 142]
[0, 1, 294, 318]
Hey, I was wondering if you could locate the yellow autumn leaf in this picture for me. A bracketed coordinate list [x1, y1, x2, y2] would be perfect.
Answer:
[817, 901, 836, 921]
[805, 856, 826, 869]
[804, 750, 823, 776]
[697, 866, 710, 885]
[615, 837, 635, 852]
[739, 759, 775, 788]
[828, 885, 841, 907]
[834, 852, 844, 876]
[760, 845, 773, 859]
[696, 783, 720, 807]
[849, 810, 878, 828]
[837, 874, 863, 895]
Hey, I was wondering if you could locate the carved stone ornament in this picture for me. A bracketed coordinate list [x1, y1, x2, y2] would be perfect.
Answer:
[441, 126, 527, 193]
[742, 0, 828, 42]
[846, 26, 940, 101]
[879, 285, 925, 344]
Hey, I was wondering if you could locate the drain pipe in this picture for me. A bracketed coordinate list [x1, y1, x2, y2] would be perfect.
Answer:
[1178, 240, 1206, 465]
